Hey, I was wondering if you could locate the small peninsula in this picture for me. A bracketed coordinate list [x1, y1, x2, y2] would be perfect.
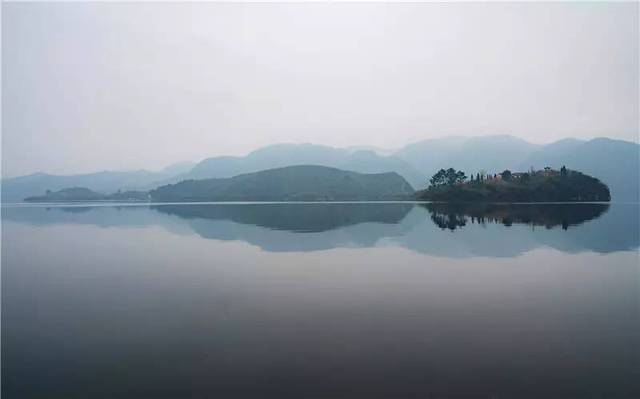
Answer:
[24, 187, 149, 202]
[416, 167, 610, 202]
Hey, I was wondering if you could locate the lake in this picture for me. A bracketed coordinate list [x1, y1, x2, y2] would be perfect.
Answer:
[2, 202, 639, 398]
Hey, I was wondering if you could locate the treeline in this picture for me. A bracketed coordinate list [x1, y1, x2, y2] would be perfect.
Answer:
[418, 166, 610, 202]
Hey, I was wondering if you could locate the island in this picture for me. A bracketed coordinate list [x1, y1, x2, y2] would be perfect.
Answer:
[416, 166, 610, 202]
[150, 165, 415, 201]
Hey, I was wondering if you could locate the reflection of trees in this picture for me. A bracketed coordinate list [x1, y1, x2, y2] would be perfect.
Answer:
[423, 203, 609, 231]
[430, 212, 467, 231]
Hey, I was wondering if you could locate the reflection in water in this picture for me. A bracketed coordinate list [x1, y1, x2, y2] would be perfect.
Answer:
[1, 202, 638, 255]
[2, 202, 639, 398]
[153, 203, 414, 232]
[424, 202, 609, 231]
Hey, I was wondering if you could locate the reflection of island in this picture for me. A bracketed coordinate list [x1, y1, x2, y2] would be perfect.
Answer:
[424, 203, 609, 231]
[152, 203, 414, 233]
[151, 203, 418, 251]
[2, 202, 637, 256]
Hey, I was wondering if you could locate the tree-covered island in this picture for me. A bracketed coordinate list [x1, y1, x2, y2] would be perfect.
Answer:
[416, 166, 611, 202]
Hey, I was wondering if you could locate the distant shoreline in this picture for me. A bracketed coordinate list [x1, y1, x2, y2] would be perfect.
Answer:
[3, 199, 621, 208]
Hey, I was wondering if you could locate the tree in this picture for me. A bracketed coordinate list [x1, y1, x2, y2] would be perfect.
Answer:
[444, 168, 467, 185]
[445, 168, 458, 185]
[560, 165, 568, 177]
[521, 172, 530, 183]
[429, 169, 447, 188]
[476, 172, 480, 182]
[501, 170, 512, 181]
[430, 168, 467, 188]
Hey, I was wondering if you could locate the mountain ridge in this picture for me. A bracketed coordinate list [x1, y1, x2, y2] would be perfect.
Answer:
[3, 135, 638, 202]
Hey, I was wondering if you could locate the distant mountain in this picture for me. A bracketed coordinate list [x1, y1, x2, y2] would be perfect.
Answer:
[396, 135, 638, 201]
[160, 161, 196, 176]
[518, 138, 639, 202]
[3, 135, 638, 202]
[179, 143, 427, 189]
[1, 168, 181, 202]
[150, 165, 415, 202]
[396, 135, 540, 175]
[180, 137, 637, 200]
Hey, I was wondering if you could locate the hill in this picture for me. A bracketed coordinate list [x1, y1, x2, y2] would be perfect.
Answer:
[417, 168, 610, 202]
[518, 138, 639, 202]
[178, 143, 426, 189]
[396, 136, 638, 201]
[150, 165, 415, 202]
[1, 165, 187, 202]
[4, 136, 638, 202]
[188, 137, 636, 200]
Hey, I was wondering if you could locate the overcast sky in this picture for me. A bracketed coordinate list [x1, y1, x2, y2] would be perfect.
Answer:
[2, 2, 638, 177]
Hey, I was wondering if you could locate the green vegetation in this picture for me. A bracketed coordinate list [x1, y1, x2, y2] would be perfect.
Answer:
[22, 165, 610, 204]
[429, 168, 467, 186]
[150, 165, 415, 202]
[3, 136, 638, 202]
[417, 167, 610, 202]
[25, 187, 149, 202]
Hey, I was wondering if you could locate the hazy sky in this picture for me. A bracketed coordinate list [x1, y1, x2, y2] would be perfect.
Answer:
[2, 2, 638, 177]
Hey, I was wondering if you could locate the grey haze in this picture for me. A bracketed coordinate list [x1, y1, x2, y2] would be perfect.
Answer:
[2, 2, 638, 177]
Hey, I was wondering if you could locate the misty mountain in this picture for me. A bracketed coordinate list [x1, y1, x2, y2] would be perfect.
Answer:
[396, 135, 541, 175]
[518, 138, 639, 202]
[180, 143, 427, 189]
[160, 161, 197, 176]
[3, 135, 638, 202]
[180, 136, 637, 200]
[1, 167, 182, 202]
[150, 165, 415, 202]
[396, 135, 638, 201]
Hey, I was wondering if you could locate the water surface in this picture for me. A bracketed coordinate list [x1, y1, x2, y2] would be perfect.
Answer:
[2, 202, 639, 398]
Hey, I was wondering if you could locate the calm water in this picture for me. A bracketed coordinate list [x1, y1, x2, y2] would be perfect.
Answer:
[2, 202, 639, 398]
